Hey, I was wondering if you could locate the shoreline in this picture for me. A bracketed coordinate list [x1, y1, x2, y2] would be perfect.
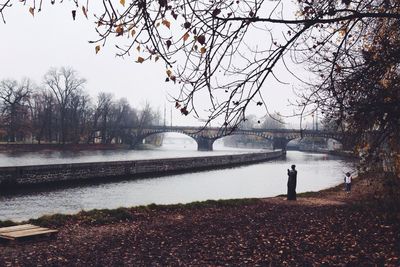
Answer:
[0, 174, 399, 266]
[0, 175, 358, 225]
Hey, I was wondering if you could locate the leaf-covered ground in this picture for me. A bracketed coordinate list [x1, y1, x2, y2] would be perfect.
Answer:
[0, 177, 399, 266]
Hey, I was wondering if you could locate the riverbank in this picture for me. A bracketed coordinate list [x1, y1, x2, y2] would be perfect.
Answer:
[0, 173, 398, 266]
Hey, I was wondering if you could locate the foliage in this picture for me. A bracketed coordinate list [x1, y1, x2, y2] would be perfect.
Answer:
[301, 1, 400, 174]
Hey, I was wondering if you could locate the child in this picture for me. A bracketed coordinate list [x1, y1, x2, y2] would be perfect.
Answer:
[345, 172, 352, 193]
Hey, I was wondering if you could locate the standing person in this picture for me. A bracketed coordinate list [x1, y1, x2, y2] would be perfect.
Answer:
[345, 172, 352, 193]
[287, 165, 297, 200]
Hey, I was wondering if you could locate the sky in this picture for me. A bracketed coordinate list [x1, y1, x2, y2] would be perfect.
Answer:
[0, 1, 315, 128]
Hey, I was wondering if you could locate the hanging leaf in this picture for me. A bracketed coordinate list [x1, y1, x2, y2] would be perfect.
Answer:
[116, 26, 124, 36]
[82, 6, 88, 19]
[183, 32, 190, 42]
[72, 10, 77, 20]
[180, 106, 189, 115]
[95, 45, 101, 54]
[197, 35, 206, 45]
[29, 7, 35, 17]
[200, 47, 206, 54]
[339, 27, 347, 37]
[212, 8, 221, 17]
[120, 0, 125, 7]
[131, 29, 136, 37]
[166, 40, 172, 49]
[166, 69, 172, 77]
[171, 10, 178, 20]
[137, 56, 145, 63]
[136, 45, 141, 52]
[162, 20, 171, 29]
[155, 56, 160, 62]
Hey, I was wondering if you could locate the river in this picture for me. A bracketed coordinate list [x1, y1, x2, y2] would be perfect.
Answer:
[0, 136, 354, 221]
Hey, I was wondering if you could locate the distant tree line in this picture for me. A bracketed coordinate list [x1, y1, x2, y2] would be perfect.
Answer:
[0, 67, 161, 144]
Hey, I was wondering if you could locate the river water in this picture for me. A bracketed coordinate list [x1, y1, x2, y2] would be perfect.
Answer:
[0, 136, 354, 221]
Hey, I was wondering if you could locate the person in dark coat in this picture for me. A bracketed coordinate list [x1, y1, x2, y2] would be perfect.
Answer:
[287, 164, 297, 200]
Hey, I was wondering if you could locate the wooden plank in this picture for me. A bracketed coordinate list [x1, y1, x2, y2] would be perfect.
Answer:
[3, 228, 56, 237]
[6, 229, 58, 238]
[0, 234, 16, 240]
[0, 224, 58, 241]
[0, 224, 39, 233]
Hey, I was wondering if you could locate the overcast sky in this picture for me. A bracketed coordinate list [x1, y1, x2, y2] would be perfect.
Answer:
[0, 1, 313, 128]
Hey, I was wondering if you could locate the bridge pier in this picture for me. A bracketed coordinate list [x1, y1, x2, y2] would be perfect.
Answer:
[272, 137, 289, 152]
[196, 137, 215, 151]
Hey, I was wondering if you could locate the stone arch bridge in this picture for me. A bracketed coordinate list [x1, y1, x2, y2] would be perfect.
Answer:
[130, 126, 353, 151]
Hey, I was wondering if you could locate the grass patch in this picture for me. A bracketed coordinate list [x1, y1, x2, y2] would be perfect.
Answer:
[0, 220, 17, 228]
[76, 207, 134, 225]
[29, 213, 72, 227]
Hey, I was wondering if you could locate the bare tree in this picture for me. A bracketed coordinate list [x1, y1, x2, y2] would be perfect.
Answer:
[43, 67, 86, 144]
[260, 113, 285, 130]
[0, 79, 32, 142]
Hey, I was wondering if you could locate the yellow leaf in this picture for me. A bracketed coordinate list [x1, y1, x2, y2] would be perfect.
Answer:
[162, 20, 171, 29]
[82, 6, 88, 19]
[95, 45, 101, 54]
[339, 27, 347, 37]
[120, 0, 125, 7]
[137, 56, 145, 63]
[29, 7, 35, 17]
[183, 32, 190, 42]
[131, 29, 136, 37]
[166, 69, 172, 77]
[200, 47, 206, 54]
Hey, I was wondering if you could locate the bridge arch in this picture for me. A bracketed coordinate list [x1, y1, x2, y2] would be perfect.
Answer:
[213, 133, 274, 150]
[286, 137, 344, 151]
[129, 126, 351, 151]
[132, 131, 198, 149]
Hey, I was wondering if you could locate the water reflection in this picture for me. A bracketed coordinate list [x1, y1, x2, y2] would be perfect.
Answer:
[0, 151, 355, 221]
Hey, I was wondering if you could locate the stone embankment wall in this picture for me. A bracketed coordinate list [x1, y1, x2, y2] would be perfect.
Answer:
[0, 151, 283, 188]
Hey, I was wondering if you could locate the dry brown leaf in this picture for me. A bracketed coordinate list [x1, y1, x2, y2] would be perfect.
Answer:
[29, 7, 35, 17]
[183, 32, 190, 42]
[137, 56, 145, 63]
[162, 20, 171, 29]
[82, 6, 88, 19]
